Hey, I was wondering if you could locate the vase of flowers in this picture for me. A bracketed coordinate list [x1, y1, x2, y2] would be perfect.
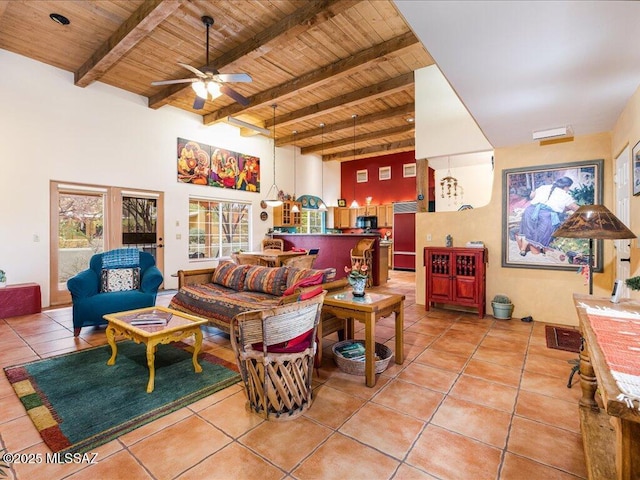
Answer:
[345, 262, 368, 297]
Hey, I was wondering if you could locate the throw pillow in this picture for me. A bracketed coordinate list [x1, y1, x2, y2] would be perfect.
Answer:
[100, 267, 141, 292]
[298, 285, 324, 300]
[102, 248, 140, 269]
[244, 266, 288, 296]
[251, 328, 314, 353]
[285, 267, 334, 291]
[282, 271, 324, 296]
[211, 261, 250, 290]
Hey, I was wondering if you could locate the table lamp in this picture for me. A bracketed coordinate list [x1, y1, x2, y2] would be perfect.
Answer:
[552, 204, 636, 294]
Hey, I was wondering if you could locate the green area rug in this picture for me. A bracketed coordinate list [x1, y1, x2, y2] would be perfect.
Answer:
[4, 341, 240, 454]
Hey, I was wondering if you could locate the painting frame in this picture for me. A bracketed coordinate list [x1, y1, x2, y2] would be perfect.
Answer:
[502, 159, 604, 271]
[633, 140, 640, 196]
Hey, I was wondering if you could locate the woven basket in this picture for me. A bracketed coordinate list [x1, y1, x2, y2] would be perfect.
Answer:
[332, 340, 392, 375]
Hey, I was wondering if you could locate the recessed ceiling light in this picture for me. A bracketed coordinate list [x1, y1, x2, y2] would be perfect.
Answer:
[50, 13, 70, 25]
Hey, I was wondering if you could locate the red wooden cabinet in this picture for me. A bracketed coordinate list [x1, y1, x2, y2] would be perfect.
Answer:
[424, 247, 487, 318]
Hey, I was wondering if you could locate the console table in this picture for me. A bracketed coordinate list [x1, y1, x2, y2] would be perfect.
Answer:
[0, 283, 42, 318]
[573, 294, 640, 480]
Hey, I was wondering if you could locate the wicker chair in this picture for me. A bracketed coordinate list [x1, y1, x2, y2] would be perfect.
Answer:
[230, 291, 326, 420]
[350, 238, 375, 287]
[261, 238, 284, 251]
[235, 253, 268, 266]
[281, 254, 317, 269]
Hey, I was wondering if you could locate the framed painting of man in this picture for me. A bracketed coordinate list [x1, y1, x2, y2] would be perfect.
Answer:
[501, 159, 603, 271]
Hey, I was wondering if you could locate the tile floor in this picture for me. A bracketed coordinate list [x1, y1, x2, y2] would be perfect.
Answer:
[0, 271, 587, 480]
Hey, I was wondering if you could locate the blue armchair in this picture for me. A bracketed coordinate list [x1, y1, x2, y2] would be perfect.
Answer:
[67, 250, 163, 336]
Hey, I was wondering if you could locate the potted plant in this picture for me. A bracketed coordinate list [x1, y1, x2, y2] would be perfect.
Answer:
[491, 294, 513, 319]
[0, 269, 6, 288]
[626, 276, 640, 291]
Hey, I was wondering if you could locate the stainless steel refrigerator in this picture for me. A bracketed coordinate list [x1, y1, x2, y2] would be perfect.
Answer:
[392, 201, 416, 270]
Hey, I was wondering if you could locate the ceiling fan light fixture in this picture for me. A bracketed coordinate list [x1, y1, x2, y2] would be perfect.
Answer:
[192, 81, 207, 99]
[207, 81, 221, 98]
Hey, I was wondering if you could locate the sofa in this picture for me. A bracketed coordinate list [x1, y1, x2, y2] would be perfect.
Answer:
[67, 250, 163, 336]
[169, 260, 348, 333]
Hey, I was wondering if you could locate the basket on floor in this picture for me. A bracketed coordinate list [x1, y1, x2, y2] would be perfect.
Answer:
[332, 340, 392, 376]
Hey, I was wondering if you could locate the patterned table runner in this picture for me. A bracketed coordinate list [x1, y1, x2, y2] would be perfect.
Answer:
[583, 305, 640, 409]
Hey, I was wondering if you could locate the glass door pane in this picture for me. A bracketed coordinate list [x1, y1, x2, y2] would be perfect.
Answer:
[53, 189, 105, 304]
[122, 195, 157, 257]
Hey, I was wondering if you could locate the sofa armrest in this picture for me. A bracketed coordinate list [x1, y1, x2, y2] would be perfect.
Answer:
[177, 268, 216, 289]
[67, 269, 99, 299]
[320, 278, 349, 292]
[141, 266, 164, 293]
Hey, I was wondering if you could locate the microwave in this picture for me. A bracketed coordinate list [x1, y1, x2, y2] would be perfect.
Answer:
[356, 215, 377, 229]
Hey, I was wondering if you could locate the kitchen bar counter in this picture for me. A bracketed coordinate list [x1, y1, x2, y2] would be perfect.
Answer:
[272, 234, 386, 286]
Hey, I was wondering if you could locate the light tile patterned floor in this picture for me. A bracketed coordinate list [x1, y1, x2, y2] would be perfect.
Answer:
[0, 271, 586, 479]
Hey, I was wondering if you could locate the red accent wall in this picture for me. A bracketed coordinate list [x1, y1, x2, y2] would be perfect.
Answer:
[340, 151, 434, 205]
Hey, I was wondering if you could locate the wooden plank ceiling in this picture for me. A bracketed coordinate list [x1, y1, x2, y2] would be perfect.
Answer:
[0, 0, 433, 162]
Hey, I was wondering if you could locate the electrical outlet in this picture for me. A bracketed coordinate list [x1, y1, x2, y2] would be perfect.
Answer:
[176, 234, 181, 240]
[33, 234, 40, 242]
[426, 234, 432, 241]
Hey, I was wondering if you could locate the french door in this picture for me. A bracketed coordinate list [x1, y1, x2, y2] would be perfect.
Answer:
[50, 181, 164, 306]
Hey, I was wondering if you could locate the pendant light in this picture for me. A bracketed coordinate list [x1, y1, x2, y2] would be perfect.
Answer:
[263, 104, 283, 207]
[291, 130, 300, 213]
[350, 114, 359, 209]
[318, 122, 327, 211]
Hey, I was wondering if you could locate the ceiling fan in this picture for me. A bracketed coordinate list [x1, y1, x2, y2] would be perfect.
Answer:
[151, 15, 252, 109]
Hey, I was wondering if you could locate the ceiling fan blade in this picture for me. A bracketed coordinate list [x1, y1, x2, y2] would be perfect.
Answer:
[178, 62, 207, 78]
[151, 78, 198, 86]
[220, 85, 250, 106]
[193, 95, 206, 110]
[212, 73, 252, 83]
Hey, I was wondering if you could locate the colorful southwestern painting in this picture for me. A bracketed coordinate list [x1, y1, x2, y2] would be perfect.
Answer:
[177, 138, 260, 192]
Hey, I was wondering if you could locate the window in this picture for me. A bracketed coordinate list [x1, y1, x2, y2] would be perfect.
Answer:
[189, 198, 251, 259]
[300, 210, 324, 233]
[379, 166, 391, 180]
[403, 163, 416, 177]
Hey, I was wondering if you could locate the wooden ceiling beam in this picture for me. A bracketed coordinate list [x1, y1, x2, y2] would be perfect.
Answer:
[149, 0, 355, 109]
[300, 124, 415, 154]
[277, 103, 414, 145]
[74, 0, 185, 87]
[202, 32, 420, 124]
[266, 72, 414, 129]
[323, 138, 416, 162]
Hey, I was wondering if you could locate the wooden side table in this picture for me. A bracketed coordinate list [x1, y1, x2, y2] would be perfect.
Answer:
[322, 291, 404, 387]
[0, 283, 42, 318]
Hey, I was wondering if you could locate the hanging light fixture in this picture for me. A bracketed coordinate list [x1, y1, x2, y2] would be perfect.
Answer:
[350, 114, 359, 209]
[318, 122, 327, 211]
[291, 130, 300, 213]
[440, 156, 462, 203]
[263, 104, 283, 207]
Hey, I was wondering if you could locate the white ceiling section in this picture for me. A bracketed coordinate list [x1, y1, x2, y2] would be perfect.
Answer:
[414, 65, 492, 159]
[394, 1, 640, 148]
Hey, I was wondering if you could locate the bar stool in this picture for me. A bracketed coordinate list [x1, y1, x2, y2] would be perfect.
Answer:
[350, 238, 375, 287]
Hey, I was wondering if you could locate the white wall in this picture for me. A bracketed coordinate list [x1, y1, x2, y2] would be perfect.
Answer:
[0, 50, 332, 305]
[434, 162, 494, 212]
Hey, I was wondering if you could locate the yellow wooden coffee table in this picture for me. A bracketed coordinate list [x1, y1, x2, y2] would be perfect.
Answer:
[103, 306, 207, 393]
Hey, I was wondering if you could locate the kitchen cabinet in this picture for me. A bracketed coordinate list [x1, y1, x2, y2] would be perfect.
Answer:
[334, 208, 351, 228]
[424, 247, 487, 318]
[356, 206, 377, 217]
[273, 201, 301, 227]
[377, 204, 393, 227]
